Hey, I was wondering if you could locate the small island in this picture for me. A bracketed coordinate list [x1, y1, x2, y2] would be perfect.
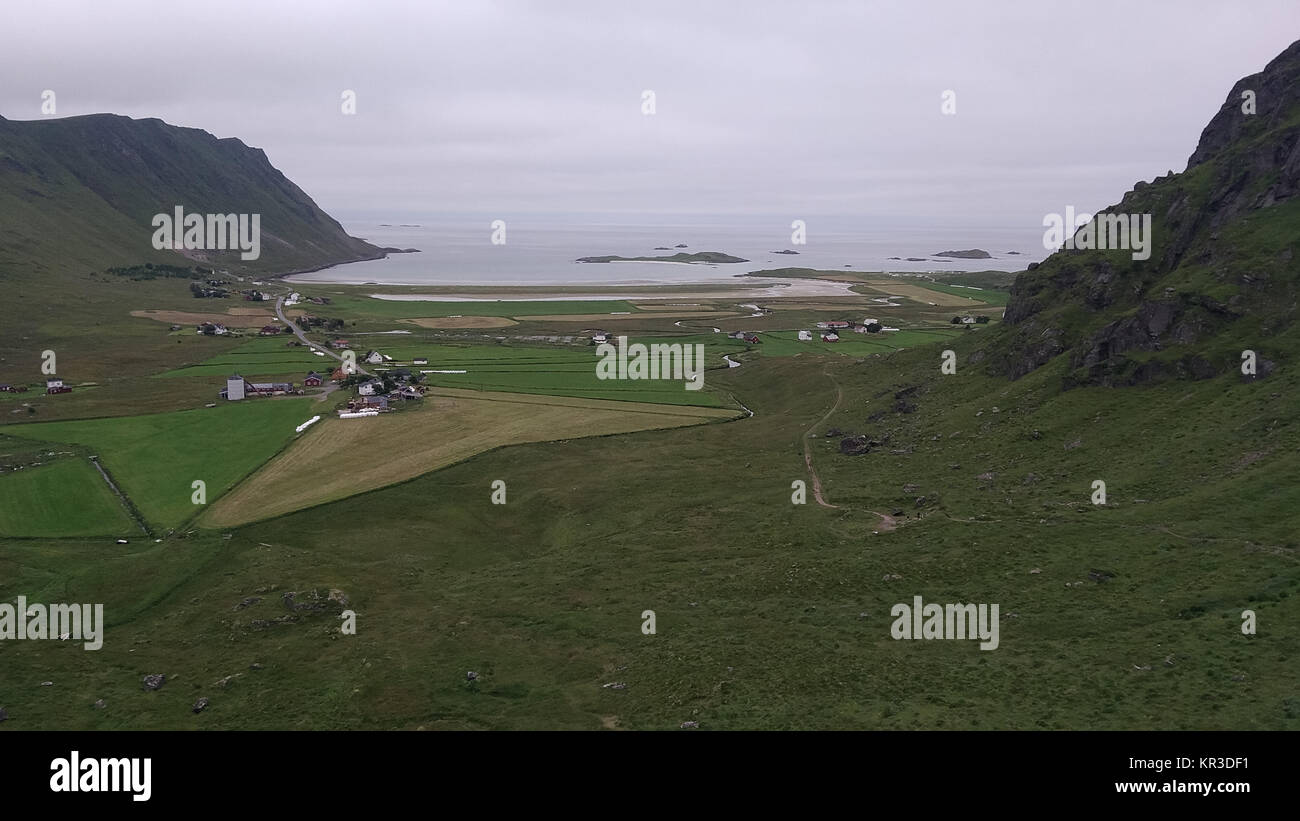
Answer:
[934, 249, 992, 259]
[674, 243, 688, 248]
[770, 249, 800, 255]
[577, 251, 749, 264]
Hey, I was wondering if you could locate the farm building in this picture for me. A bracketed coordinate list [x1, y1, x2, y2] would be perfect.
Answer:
[348, 395, 388, 411]
[45, 377, 72, 394]
[248, 382, 294, 396]
[258, 325, 281, 336]
[304, 372, 323, 387]
[727, 330, 746, 339]
[743, 334, 761, 344]
[224, 375, 248, 400]
[821, 333, 840, 342]
[797, 330, 812, 341]
[330, 339, 350, 349]
[412, 357, 429, 365]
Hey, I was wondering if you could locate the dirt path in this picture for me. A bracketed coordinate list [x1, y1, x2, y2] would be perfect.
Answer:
[801, 370, 897, 531]
[803, 372, 843, 509]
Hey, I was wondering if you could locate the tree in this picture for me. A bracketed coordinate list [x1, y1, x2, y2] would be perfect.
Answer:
[950, 316, 962, 324]
[866, 322, 882, 333]
[975, 315, 990, 324]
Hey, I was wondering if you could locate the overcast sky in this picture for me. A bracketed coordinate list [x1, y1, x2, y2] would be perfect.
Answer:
[3, 1, 1297, 227]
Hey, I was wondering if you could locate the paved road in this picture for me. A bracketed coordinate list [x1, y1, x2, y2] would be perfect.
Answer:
[274, 295, 374, 378]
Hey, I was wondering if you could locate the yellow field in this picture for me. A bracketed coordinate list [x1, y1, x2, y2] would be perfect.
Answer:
[402, 316, 520, 328]
[200, 388, 738, 527]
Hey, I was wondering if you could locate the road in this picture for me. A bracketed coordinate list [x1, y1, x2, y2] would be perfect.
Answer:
[274, 295, 374, 378]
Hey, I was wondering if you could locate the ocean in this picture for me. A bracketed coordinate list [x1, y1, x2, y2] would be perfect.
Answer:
[287, 213, 1048, 287]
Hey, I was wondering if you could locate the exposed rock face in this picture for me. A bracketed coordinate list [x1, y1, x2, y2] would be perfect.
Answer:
[987, 39, 1300, 388]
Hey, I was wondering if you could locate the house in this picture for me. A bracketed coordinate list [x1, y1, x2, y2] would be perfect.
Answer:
[330, 339, 350, 349]
[330, 367, 347, 382]
[387, 368, 412, 383]
[349, 395, 388, 411]
[727, 330, 747, 339]
[197, 323, 229, 336]
[398, 385, 423, 400]
[357, 378, 384, 396]
[743, 334, 761, 344]
[258, 325, 280, 336]
[45, 377, 72, 394]
[960, 316, 977, 325]
[304, 372, 323, 387]
[592, 333, 610, 344]
[862, 318, 878, 326]
[821, 333, 840, 342]
[797, 330, 812, 341]
[363, 350, 384, 365]
[412, 357, 429, 365]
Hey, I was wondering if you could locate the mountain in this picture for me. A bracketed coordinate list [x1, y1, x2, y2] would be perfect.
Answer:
[0, 113, 382, 278]
[983, 39, 1300, 388]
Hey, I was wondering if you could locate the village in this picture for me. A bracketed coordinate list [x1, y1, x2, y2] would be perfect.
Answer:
[219, 342, 429, 419]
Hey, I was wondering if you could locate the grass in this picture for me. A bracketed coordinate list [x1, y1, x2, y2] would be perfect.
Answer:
[912, 281, 1011, 306]
[0, 457, 136, 537]
[9, 399, 315, 529]
[154, 337, 323, 380]
[2, 349, 1294, 730]
[201, 388, 738, 527]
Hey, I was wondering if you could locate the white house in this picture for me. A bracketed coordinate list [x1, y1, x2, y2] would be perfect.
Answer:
[797, 330, 812, 341]
[592, 333, 609, 344]
[357, 378, 384, 396]
[363, 350, 384, 364]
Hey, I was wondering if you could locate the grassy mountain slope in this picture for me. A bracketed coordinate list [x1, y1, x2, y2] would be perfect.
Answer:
[0, 113, 381, 278]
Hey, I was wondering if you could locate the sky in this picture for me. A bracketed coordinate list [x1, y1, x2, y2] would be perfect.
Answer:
[2, 1, 1297, 228]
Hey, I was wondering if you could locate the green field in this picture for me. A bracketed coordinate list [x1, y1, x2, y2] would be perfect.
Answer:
[0, 457, 137, 537]
[914, 281, 1011, 306]
[9, 399, 314, 529]
[155, 337, 324, 380]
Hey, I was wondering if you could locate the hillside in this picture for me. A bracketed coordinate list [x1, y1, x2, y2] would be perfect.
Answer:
[0, 113, 382, 278]
[983, 39, 1300, 388]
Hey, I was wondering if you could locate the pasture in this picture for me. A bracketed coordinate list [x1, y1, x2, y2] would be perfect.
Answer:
[10, 399, 315, 529]
[0, 457, 136, 537]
